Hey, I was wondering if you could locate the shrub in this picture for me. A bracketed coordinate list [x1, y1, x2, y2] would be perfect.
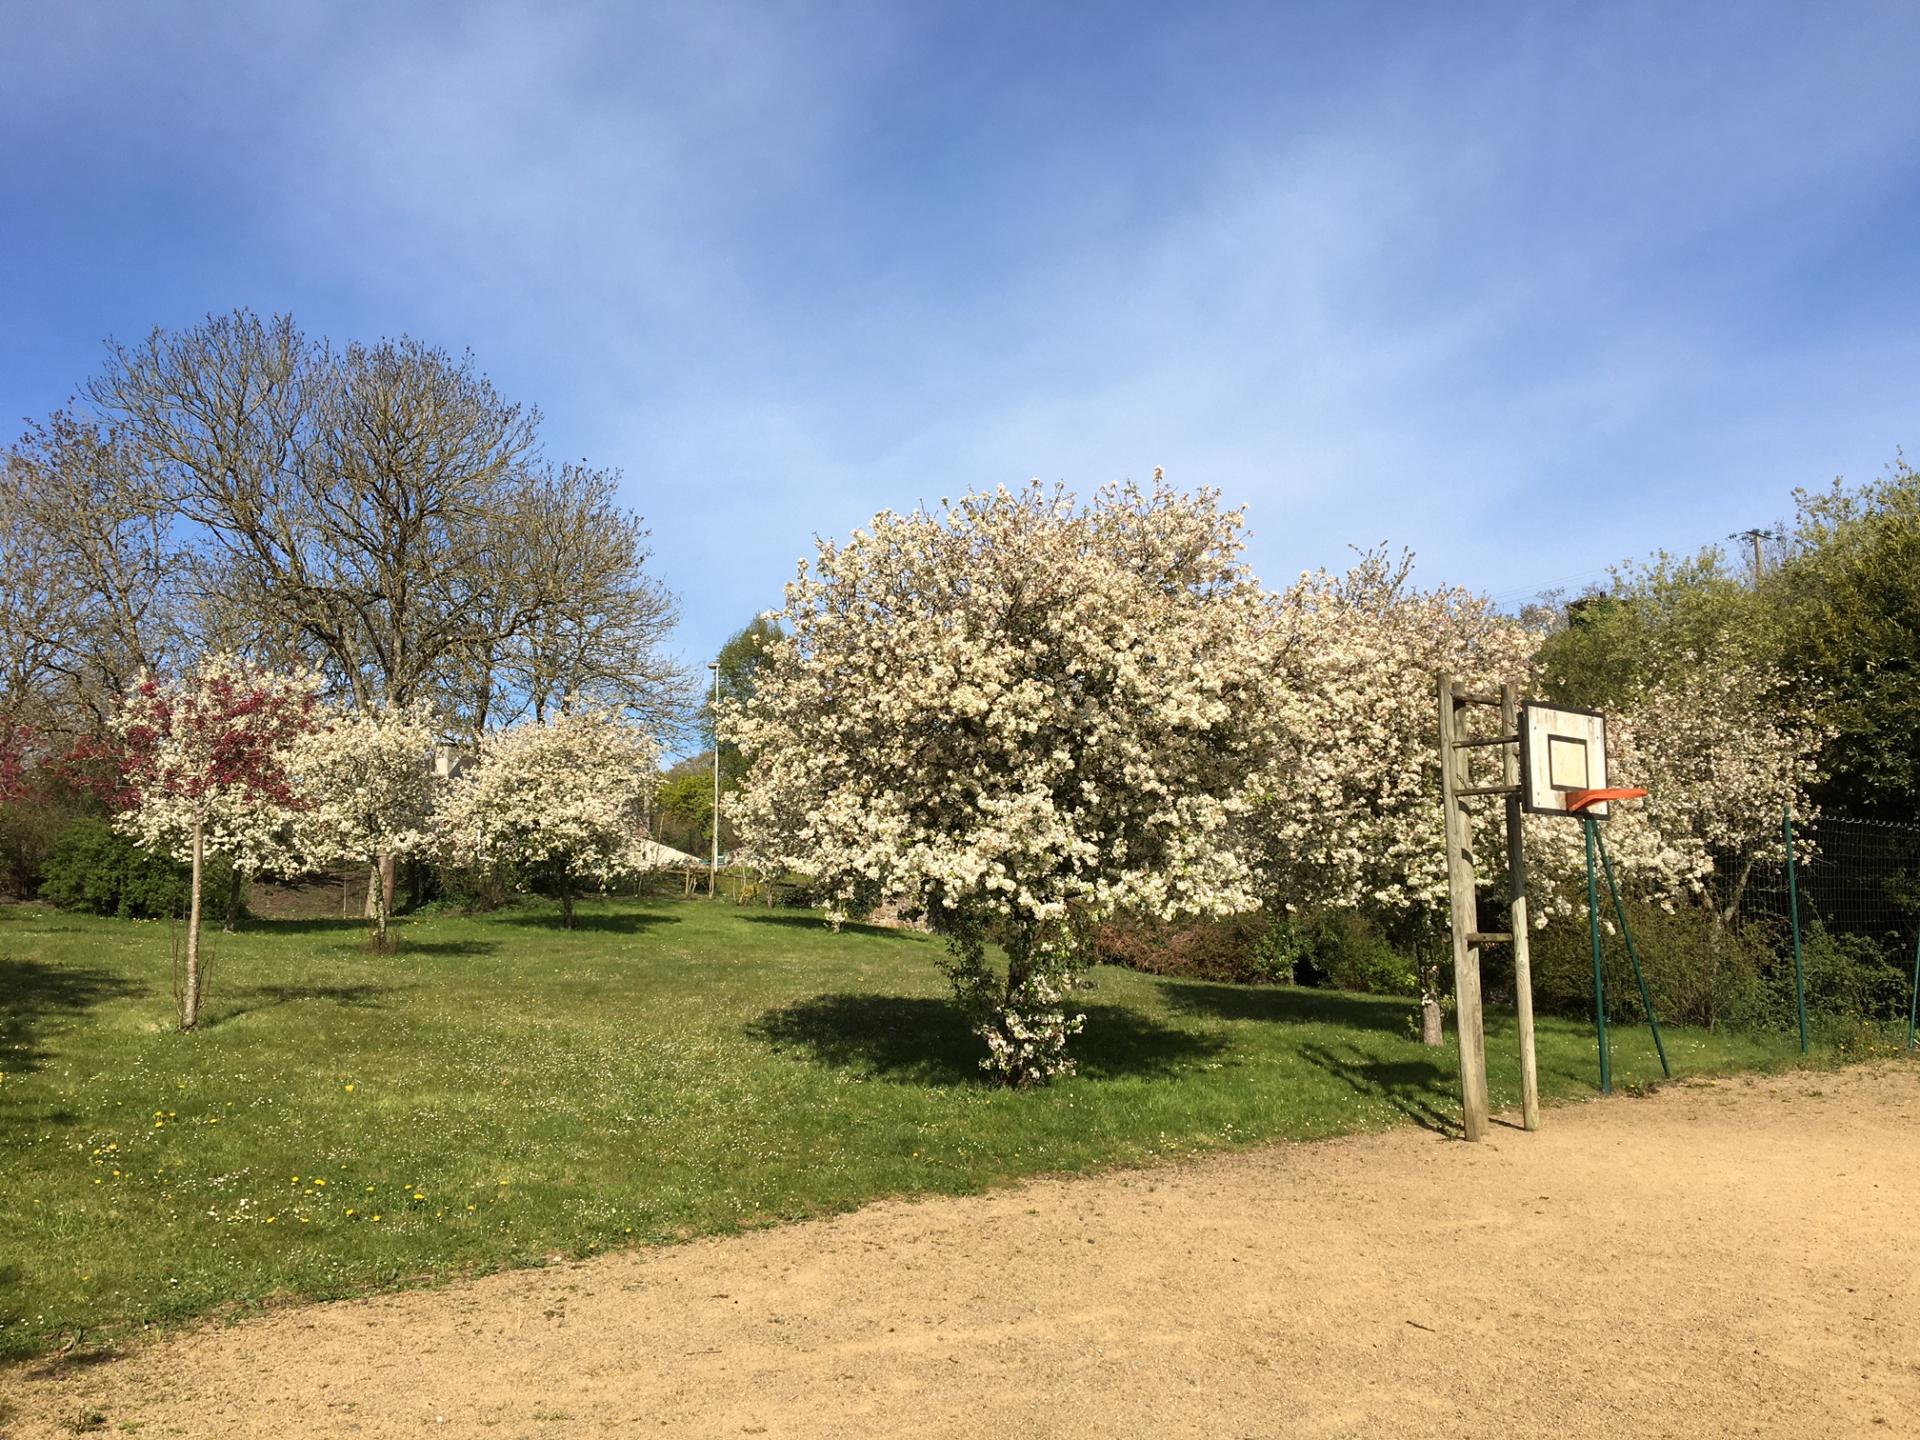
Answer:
[1523, 897, 1915, 1032]
[0, 793, 82, 899]
[1527, 898, 1767, 1028]
[1753, 920, 1911, 1028]
[1096, 911, 1294, 985]
[39, 817, 235, 920]
[1279, 910, 1420, 996]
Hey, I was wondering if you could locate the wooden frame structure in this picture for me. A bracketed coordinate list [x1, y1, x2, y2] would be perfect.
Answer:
[1436, 676, 1540, 1141]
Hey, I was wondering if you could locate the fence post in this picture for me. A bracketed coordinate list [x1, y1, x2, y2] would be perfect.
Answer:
[1783, 806, 1809, 1055]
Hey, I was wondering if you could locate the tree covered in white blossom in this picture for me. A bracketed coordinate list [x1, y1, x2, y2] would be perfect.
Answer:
[288, 701, 444, 951]
[435, 707, 659, 928]
[726, 477, 1283, 1086]
[1255, 549, 1535, 1040]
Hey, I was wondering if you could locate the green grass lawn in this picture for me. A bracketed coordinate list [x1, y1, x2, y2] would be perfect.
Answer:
[0, 895, 1863, 1361]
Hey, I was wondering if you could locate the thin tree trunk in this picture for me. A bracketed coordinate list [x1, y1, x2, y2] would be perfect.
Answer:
[364, 853, 397, 919]
[223, 866, 245, 933]
[560, 874, 575, 930]
[370, 857, 390, 952]
[1418, 934, 1444, 1047]
[183, 818, 205, 1031]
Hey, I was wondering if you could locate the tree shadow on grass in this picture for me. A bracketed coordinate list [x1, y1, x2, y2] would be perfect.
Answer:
[742, 913, 926, 942]
[393, 938, 500, 957]
[0, 958, 147, 1078]
[749, 992, 1226, 1085]
[207, 980, 409, 1028]
[1157, 979, 1418, 1037]
[493, 910, 679, 934]
[1295, 1041, 1461, 1137]
[256, 917, 374, 935]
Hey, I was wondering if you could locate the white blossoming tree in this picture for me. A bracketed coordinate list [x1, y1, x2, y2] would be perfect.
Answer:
[1524, 659, 1821, 924]
[726, 478, 1283, 1087]
[436, 707, 658, 928]
[1256, 549, 1536, 1042]
[1256, 551, 1817, 1041]
[110, 657, 321, 1029]
[289, 702, 444, 951]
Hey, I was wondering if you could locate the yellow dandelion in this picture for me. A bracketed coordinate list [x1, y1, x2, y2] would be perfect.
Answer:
[344, 1084, 355, 1093]
[346, 1209, 356, 1217]
[314, 1178, 325, 1187]
[371, 1214, 382, 1222]
[265, 1216, 277, 1225]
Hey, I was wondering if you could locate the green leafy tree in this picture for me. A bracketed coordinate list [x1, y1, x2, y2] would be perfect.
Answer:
[1534, 549, 1769, 710]
[1773, 458, 1920, 819]
[704, 617, 783, 785]
[654, 764, 714, 855]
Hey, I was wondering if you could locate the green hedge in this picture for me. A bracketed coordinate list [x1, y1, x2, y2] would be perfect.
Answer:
[38, 817, 235, 920]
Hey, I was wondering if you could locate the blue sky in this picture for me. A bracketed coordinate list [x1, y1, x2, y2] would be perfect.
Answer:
[3, 1, 1918, 665]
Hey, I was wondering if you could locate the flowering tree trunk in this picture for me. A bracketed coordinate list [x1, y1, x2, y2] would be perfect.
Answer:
[222, 867, 245, 933]
[182, 816, 205, 1031]
[369, 859, 391, 952]
[558, 868, 576, 930]
[363, 854, 397, 922]
[1420, 972, 1444, 1046]
[939, 918, 1086, 1089]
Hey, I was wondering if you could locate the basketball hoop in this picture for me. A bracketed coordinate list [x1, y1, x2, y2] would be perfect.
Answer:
[1566, 787, 1647, 812]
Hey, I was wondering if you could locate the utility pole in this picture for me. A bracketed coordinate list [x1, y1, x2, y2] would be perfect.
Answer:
[708, 661, 720, 900]
[1730, 527, 1773, 581]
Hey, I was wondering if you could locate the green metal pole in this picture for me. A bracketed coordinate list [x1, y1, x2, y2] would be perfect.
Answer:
[1783, 806, 1809, 1055]
[1584, 815, 1611, 1095]
[1907, 925, 1918, 1052]
[1595, 824, 1669, 1078]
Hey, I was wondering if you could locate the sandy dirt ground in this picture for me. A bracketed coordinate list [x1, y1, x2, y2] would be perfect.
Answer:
[5, 1064, 1918, 1439]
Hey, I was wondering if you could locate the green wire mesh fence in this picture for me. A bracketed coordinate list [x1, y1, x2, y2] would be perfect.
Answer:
[1722, 813, 1920, 1049]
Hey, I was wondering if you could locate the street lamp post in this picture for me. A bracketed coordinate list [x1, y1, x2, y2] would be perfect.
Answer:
[708, 661, 720, 900]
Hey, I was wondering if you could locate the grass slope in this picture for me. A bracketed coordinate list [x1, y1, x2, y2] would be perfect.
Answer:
[0, 897, 1843, 1360]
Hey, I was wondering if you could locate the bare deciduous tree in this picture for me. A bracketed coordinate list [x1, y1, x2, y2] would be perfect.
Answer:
[0, 415, 180, 735]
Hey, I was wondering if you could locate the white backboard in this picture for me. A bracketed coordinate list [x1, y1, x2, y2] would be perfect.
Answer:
[1520, 701, 1609, 818]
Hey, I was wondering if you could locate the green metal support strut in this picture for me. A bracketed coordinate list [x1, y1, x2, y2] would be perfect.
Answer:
[1783, 806, 1809, 1055]
[1594, 823, 1670, 1078]
[1583, 815, 1611, 1095]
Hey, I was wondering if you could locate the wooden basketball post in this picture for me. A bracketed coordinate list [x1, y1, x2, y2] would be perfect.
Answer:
[1437, 676, 1541, 1140]
[1501, 683, 1540, 1132]
[1436, 674, 1491, 1141]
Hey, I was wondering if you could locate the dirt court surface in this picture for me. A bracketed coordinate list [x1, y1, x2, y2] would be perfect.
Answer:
[5, 1064, 1918, 1439]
